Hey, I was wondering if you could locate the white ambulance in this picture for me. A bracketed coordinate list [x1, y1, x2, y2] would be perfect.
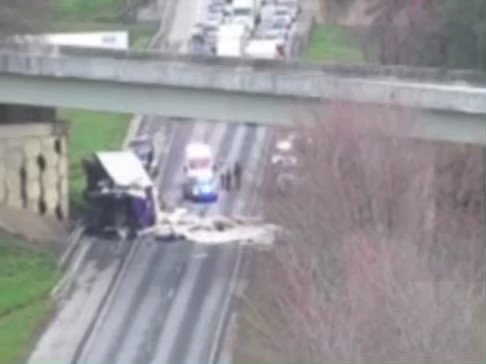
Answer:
[182, 143, 219, 202]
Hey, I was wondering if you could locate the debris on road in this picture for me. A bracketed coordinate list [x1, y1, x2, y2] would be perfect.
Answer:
[143, 208, 279, 247]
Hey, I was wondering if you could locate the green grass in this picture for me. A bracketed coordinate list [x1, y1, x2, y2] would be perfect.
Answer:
[51, 0, 128, 23]
[305, 25, 364, 63]
[0, 301, 49, 364]
[48, 0, 158, 48]
[0, 234, 59, 364]
[60, 109, 130, 208]
[47, 21, 157, 48]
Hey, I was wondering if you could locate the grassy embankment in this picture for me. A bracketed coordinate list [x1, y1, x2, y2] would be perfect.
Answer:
[304, 25, 364, 63]
[0, 2, 152, 361]
[0, 234, 59, 364]
[62, 110, 130, 208]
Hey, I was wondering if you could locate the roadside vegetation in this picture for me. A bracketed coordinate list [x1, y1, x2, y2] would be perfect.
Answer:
[0, 1, 143, 361]
[51, 0, 129, 23]
[329, 0, 486, 70]
[60, 109, 131, 208]
[0, 233, 59, 364]
[234, 103, 485, 362]
[305, 25, 364, 63]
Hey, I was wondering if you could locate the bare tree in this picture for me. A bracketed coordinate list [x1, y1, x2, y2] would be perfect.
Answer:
[0, 0, 50, 38]
[235, 103, 485, 363]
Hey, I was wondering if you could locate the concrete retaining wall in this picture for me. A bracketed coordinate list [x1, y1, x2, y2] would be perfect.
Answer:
[0, 121, 69, 221]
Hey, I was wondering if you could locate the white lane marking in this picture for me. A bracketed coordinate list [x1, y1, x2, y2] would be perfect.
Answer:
[77, 240, 156, 363]
[182, 246, 236, 364]
[233, 126, 269, 214]
[108, 246, 179, 364]
[208, 122, 228, 159]
[207, 125, 248, 215]
[207, 244, 244, 364]
[148, 252, 206, 364]
[222, 125, 249, 168]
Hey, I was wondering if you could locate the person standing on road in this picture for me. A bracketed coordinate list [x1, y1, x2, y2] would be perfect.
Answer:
[233, 162, 242, 190]
[220, 168, 227, 190]
[226, 167, 232, 191]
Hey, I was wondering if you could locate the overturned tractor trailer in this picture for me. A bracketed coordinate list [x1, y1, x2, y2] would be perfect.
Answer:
[82, 151, 160, 237]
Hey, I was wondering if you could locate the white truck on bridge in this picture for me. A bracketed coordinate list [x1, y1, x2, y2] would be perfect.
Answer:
[10, 31, 129, 50]
[216, 23, 250, 57]
[244, 39, 285, 59]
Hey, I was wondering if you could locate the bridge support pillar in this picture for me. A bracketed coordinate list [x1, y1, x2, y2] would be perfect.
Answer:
[0, 108, 69, 243]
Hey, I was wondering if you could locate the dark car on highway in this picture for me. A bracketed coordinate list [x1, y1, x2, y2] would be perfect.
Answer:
[127, 136, 159, 178]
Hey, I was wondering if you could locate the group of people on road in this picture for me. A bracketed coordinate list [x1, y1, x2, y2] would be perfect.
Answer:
[219, 161, 242, 191]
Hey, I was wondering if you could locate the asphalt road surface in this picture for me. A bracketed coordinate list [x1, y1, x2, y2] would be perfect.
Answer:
[28, 0, 293, 361]
[29, 119, 270, 364]
[72, 118, 269, 364]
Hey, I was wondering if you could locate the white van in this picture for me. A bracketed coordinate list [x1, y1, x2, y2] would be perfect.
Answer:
[216, 23, 249, 57]
[183, 143, 219, 202]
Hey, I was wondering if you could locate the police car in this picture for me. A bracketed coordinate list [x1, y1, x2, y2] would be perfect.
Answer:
[182, 143, 219, 202]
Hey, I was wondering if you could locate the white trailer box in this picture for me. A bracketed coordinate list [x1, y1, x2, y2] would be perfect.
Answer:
[244, 39, 284, 59]
[11, 31, 129, 50]
[216, 23, 248, 57]
[45, 32, 129, 50]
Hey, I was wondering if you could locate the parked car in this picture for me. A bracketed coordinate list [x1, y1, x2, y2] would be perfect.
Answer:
[260, 4, 277, 22]
[275, 0, 300, 7]
[275, 4, 297, 21]
[260, 20, 288, 42]
[191, 22, 206, 39]
[211, 0, 226, 7]
[191, 32, 213, 55]
[273, 13, 293, 29]
[190, 34, 205, 54]
[204, 25, 219, 52]
[271, 138, 298, 169]
[206, 8, 225, 27]
[223, 3, 233, 15]
[208, 2, 225, 13]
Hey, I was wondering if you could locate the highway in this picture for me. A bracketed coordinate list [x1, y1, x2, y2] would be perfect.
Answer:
[28, 0, 272, 362]
[71, 119, 269, 364]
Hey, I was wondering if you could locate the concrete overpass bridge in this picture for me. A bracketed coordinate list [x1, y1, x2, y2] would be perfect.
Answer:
[0, 43, 485, 144]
